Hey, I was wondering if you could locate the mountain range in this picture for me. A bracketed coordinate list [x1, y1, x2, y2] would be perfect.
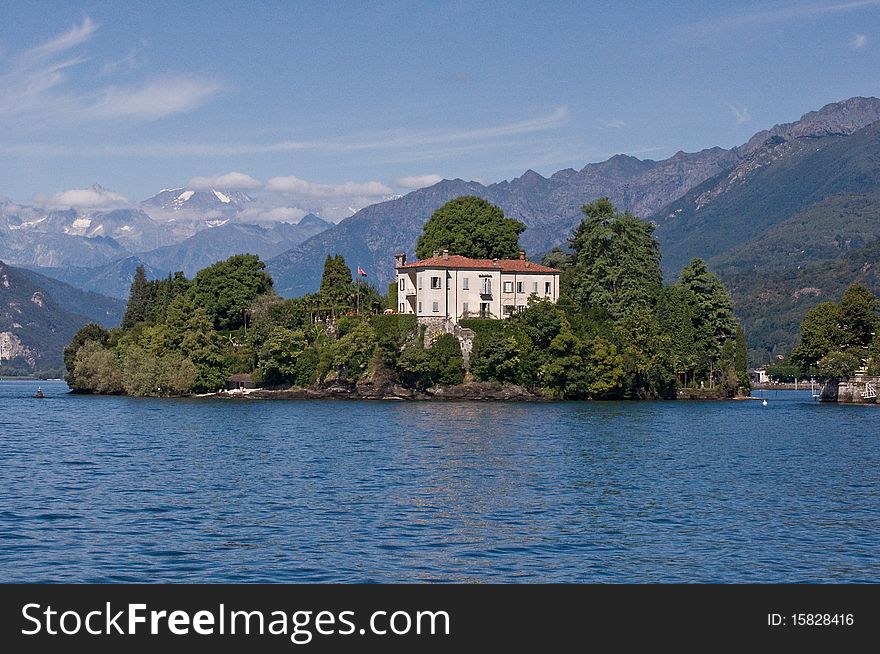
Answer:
[0, 260, 125, 374]
[4, 95, 880, 369]
[0, 191, 332, 297]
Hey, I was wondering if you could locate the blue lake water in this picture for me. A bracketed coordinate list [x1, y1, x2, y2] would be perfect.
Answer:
[0, 380, 877, 582]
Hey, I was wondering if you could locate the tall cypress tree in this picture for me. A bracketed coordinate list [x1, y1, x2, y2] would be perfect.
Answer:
[319, 255, 354, 310]
[121, 265, 152, 329]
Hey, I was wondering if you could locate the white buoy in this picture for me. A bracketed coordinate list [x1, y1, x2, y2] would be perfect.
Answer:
[762, 399, 768, 406]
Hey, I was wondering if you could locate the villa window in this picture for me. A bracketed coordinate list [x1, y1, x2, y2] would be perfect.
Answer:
[399, 278, 405, 291]
[504, 281, 513, 293]
[418, 302, 422, 313]
[532, 281, 538, 293]
[430, 276, 442, 289]
[479, 302, 490, 318]
[418, 275, 423, 290]
[481, 278, 492, 295]
[504, 304, 515, 316]
[432, 301, 439, 313]
[516, 305, 526, 314]
[516, 281, 524, 293]
[462, 302, 469, 315]
[462, 277, 469, 290]
[399, 303, 405, 313]
[545, 281, 552, 295]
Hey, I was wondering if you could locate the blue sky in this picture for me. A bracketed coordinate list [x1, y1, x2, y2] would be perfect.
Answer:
[1, 0, 878, 220]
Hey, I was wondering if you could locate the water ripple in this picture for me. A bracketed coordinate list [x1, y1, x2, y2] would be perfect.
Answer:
[0, 381, 877, 582]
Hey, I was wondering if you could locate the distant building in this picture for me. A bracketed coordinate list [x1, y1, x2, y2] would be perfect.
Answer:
[394, 250, 561, 324]
[751, 368, 770, 384]
[227, 373, 257, 390]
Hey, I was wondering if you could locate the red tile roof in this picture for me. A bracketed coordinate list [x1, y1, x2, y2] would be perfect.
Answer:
[398, 254, 559, 273]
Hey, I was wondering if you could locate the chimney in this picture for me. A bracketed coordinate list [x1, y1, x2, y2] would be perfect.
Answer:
[519, 250, 525, 260]
[432, 250, 439, 259]
[394, 253, 407, 267]
[493, 258, 499, 267]
[442, 249, 449, 260]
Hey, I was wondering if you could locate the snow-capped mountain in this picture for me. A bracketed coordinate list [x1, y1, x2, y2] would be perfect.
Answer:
[142, 188, 255, 213]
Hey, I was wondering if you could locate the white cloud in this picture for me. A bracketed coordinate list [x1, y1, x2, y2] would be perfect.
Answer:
[0, 18, 222, 128]
[727, 103, 752, 125]
[43, 185, 128, 209]
[188, 172, 263, 190]
[683, 1, 880, 34]
[395, 174, 443, 189]
[599, 119, 627, 129]
[852, 33, 868, 48]
[265, 175, 392, 198]
[26, 17, 99, 60]
[0, 106, 569, 158]
[237, 206, 311, 223]
[86, 76, 224, 121]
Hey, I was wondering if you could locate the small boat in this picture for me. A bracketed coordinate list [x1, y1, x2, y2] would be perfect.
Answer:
[34, 386, 45, 398]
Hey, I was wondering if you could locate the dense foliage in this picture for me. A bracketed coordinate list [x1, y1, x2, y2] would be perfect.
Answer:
[791, 283, 880, 378]
[65, 198, 748, 399]
[415, 196, 526, 260]
[713, 193, 880, 364]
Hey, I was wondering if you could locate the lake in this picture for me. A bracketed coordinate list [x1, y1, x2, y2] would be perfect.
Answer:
[0, 380, 877, 582]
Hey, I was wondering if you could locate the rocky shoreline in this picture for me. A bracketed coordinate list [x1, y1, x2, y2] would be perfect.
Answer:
[215, 381, 549, 401]
[211, 382, 748, 402]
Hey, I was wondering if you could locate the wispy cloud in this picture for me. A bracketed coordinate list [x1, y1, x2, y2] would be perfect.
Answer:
[598, 119, 627, 129]
[727, 103, 752, 125]
[1, 107, 569, 158]
[851, 33, 868, 48]
[188, 172, 263, 190]
[395, 174, 443, 189]
[26, 17, 99, 60]
[682, 1, 880, 34]
[0, 18, 223, 127]
[265, 176, 392, 198]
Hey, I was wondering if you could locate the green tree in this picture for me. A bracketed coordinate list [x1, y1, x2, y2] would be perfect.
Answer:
[817, 350, 861, 379]
[614, 309, 674, 397]
[121, 265, 152, 329]
[326, 321, 376, 381]
[470, 329, 522, 383]
[657, 286, 698, 386]
[427, 333, 465, 386]
[540, 328, 592, 398]
[319, 255, 354, 309]
[388, 281, 398, 311]
[396, 342, 432, 389]
[838, 283, 878, 350]
[258, 327, 309, 386]
[734, 324, 749, 388]
[64, 323, 110, 384]
[566, 198, 662, 320]
[541, 247, 571, 271]
[791, 301, 843, 369]
[676, 258, 736, 383]
[71, 341, 122, 393]
[144, 272, 190, 325]
[508, 298, 565, 349]
[585, 337, 625, 397]
[189, 254, 273, 330]
[415, 196, 525, 260]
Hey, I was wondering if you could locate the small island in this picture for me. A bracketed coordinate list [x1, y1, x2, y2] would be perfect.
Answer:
[64, 197, 750, 400]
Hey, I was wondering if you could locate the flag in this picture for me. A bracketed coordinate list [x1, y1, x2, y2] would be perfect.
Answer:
[357, 267, 367, 277]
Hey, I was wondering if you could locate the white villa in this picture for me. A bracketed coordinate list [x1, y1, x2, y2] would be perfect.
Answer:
[394, 250, 561, 324]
